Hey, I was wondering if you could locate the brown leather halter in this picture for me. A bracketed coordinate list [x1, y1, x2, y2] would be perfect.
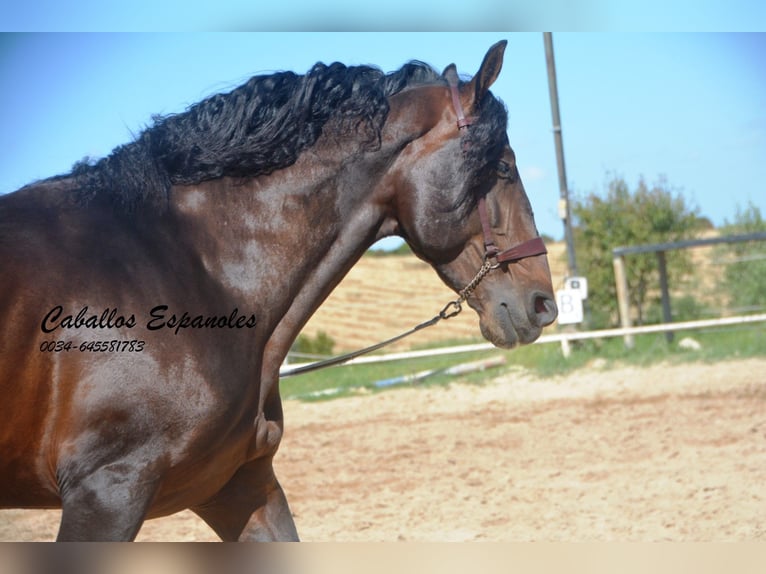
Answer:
[445, 68, 548, 267]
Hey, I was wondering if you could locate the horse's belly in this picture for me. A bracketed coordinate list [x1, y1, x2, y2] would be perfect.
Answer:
[142, 412, 283, 519]
[0, 475, 61, 508]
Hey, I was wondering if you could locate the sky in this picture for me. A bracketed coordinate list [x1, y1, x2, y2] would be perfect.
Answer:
[3, 1, 766, 32]
[1, 32, 764, 248]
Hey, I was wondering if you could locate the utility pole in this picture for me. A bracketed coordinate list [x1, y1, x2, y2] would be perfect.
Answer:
[543, 32, 578, 277]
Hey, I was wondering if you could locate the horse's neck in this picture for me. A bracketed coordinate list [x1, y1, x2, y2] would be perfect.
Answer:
[168, 100, 429, 374]
[170, 165, 389, 323]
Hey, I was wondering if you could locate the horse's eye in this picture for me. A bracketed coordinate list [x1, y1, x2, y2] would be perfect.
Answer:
[497, 160, 516, 181]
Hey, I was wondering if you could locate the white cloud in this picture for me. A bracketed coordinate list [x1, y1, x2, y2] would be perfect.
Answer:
[521, 165, 546, 182]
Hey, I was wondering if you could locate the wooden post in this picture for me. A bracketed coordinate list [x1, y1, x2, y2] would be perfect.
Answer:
[656, 250, 674, 342]
[612, 254, 634, 349]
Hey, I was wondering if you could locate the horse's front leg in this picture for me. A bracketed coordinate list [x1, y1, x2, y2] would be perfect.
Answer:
[238, 473, 299, 542]
[193, 457, 299, 542]
[56, 462, 160, 541]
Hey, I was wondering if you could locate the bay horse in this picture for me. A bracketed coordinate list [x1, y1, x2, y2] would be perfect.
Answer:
[0, 41, 556, 541]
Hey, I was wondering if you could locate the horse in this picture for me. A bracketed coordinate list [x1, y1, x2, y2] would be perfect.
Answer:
[0, 40, 557, 541]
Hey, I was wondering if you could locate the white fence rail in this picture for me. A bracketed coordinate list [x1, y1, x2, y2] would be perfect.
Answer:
[281, 313, 766, 375]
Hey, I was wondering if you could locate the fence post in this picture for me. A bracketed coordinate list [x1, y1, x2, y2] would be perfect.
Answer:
[612, 253, 635, 349]
[656, 250, 674, 342]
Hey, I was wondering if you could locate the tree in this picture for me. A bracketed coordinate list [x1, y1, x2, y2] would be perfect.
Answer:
[571, 175, 701, 328]
[716, 203, 766, 312]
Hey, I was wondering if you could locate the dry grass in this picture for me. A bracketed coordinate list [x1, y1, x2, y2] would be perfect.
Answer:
[301, 242, 568, 352]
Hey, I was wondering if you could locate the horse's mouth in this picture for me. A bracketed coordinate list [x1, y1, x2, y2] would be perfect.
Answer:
[478, 299, 549, 349]
[480, 319, 519, 349]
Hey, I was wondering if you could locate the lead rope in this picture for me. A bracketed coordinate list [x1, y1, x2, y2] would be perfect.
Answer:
[278, 257, 495, 378]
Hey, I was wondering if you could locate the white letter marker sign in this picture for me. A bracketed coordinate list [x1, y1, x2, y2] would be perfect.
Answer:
[556, 289, 584, 325]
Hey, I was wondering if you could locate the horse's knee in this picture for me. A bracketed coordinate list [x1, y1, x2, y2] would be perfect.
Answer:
[246, 412, 283, 460]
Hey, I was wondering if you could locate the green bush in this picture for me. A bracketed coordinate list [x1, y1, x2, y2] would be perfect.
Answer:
[716, 203, 766, 312]
[572, 174, 702, 328]
[290, 330, 335, 359]
[645, 294, 710, 324]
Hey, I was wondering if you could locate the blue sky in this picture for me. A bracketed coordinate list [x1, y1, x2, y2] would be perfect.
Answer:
[1, 33, 764, 246]
[3, 2, 766, 32]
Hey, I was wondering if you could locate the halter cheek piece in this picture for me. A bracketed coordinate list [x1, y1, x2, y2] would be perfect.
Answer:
[441, 71, 547, 316]
[446, 72, 548, 267]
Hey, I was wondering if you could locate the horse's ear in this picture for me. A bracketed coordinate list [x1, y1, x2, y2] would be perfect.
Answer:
[470, 40, 507, 104]
[442, 63, 459, 84]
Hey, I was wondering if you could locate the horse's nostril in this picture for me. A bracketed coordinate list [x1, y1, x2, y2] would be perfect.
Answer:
[533, 294, 557, 326]
[534, 296, 548, 314]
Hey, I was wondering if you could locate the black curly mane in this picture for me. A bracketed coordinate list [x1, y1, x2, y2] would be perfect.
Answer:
[63, 59, 507, 212]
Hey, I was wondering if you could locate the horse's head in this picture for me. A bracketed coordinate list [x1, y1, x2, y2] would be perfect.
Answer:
[383, 41, 557, 348]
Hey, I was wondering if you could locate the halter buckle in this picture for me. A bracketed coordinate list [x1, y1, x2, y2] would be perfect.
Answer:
[485, 253, 502, 270]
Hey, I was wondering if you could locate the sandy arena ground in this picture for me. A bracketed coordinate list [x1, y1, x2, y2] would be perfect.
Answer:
[1, 358, 764, 542]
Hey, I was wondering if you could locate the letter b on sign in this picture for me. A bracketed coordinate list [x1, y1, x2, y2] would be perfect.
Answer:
[556, 289, 583, 325]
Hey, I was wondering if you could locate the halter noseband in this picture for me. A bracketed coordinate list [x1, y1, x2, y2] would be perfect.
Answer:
[445, 71, 548, 273]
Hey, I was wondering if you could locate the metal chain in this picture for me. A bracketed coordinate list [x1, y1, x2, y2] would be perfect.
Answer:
[459, 257, 499, 300]
[439, 257, 499, 320]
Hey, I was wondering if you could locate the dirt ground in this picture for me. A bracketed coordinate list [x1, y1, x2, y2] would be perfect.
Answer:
[1, 358, 764, 542]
